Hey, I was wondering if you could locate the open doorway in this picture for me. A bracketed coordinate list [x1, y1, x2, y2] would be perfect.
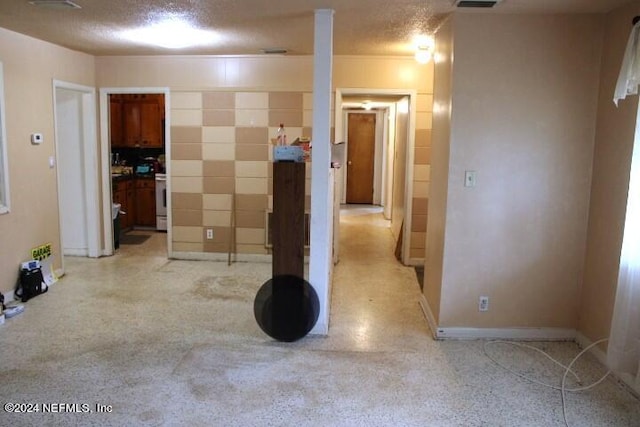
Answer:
[335, 89, 416, 265]
[53, 80, 100, 271]
[99, 87, 171, 257]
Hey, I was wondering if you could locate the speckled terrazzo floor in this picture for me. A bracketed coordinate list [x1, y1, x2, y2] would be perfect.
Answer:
[0, 206, 639, 426]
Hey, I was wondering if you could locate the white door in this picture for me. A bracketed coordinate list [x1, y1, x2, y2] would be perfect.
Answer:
[54, 82, 99, 261]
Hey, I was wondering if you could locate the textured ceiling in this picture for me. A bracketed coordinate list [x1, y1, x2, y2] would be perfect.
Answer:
[0, 0, 631, 56]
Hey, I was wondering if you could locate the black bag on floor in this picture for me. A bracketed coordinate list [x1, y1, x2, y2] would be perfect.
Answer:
[16, 267, 48, 302]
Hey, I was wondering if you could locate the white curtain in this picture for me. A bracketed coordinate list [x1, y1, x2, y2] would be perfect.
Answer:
[607, 99, 640, 392]
[614, 22, 640, 106]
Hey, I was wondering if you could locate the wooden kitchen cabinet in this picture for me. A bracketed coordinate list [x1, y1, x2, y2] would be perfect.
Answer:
[110, 94, 163, 148]
[125, 180, 135, 228]
[135, 178, 156, 227]
[112, 178, 134, 230]
[112, 182, 124, 222]
[109, 97, 124, 147]
[123, 94, 163, 148]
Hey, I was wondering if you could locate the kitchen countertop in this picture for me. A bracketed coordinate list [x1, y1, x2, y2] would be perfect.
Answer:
[111, 173, 134, 182]
[134, 174, 156, 180]
[112, 173, 160, 181]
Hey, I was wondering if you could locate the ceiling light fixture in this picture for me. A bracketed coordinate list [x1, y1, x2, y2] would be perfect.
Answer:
[414, 35, 435, 64]
[120, 18, 219, 49]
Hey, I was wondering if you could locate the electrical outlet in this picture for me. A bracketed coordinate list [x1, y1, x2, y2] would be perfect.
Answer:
[479, 296, 489, 312]
[206, 229, 213, 240]
[465, 170, 477, 187]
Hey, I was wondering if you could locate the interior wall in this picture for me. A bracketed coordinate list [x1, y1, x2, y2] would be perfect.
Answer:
[169, 89, 312, 255]
[373, 109, 384, 205]
[96, 55, 431, 257]
[391, 98, 409, 242]
[384, 104, 397, 220]
[579, 1, 640, 344]
[435, 13, 603, 328]
[424, 16, 455, 324]
[410, 88, 433, 261]
[0, 27, 95, 295]
[96, 56, 431, 93]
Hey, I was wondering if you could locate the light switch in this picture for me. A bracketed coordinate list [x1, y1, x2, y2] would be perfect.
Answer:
[49, 156, 55, 168]
[464, 170, 477, 187]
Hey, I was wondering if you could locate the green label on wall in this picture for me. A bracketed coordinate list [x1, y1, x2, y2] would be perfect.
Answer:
[31, 243, 52, 261]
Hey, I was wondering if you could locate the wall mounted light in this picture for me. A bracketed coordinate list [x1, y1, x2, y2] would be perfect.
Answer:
[415, 47, 432, 64]
[414, 35, 435, 64]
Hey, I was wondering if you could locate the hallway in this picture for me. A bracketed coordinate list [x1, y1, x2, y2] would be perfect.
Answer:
[0, 210, 638, 426]
[329, 205, 430, 351]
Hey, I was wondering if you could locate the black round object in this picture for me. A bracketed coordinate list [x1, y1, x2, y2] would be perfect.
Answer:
[254, 275, 320, 342]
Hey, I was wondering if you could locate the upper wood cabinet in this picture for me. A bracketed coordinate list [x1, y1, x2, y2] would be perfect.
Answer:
[109, 97, 123, 147]
[111, 94, 164, 148]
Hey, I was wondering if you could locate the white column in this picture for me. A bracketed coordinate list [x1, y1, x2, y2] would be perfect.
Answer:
[309, 8, 334, 335]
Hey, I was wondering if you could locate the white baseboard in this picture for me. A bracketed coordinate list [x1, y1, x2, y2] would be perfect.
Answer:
[419, 294, 438, 338]
[407, 258, 425, 267]
[434, 327, 576, 341]
[310, 320, 328, 336]
[63, 248, 89, 257]
[576, 332, 640, 397]
[2, 289, 15, 303]
[419, 294, 576, 340]
[170, 251, 272, 263]
[575, 332, 608, 365]
[170, 251, 313, 264]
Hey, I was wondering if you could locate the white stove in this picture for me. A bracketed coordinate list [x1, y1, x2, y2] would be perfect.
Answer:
[155, 173, 167, 231]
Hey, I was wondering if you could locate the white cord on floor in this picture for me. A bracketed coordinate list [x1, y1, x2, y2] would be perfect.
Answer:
[560, 338, 610, 427]
[483, 338, 611, 427]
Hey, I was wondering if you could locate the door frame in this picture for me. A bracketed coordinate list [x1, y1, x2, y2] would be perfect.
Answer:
[98, 87, 171, 256]
[343, 110, 383, 205]
[52, 80, 101, 269]
[335, 88, 417, 265]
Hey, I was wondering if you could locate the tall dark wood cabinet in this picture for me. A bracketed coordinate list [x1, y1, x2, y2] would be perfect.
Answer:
[271, 162, 306, 279]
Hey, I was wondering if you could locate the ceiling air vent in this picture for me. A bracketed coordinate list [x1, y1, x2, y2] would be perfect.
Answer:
[261, 48, 288, 55]
[454, 0, 502, 8]
[29, 0, 81, 10]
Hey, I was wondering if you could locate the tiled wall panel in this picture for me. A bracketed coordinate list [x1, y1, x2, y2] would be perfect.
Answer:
[171, 91, 312, 254]
[170, 87, 430, 259]
[410, 92, 434, 260]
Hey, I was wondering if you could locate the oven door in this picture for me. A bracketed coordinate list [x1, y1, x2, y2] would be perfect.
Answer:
[155, 174, 167, 217]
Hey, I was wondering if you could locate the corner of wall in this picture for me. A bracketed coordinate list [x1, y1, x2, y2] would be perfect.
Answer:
[423, 17, 455, 326]
[578, 1, 640, 345]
